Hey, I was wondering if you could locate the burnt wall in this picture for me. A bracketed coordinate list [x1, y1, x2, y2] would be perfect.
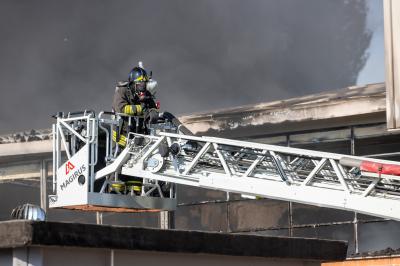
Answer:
[172, 123, 400, 257]
[1, 122, 400, 257]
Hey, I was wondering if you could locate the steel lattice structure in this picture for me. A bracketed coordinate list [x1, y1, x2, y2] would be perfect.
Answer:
[50, 113, 400, 220]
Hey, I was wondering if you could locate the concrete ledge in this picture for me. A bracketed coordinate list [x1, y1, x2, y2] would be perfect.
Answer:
[0, 140, 52, 164]
[0, 220, 347, 261]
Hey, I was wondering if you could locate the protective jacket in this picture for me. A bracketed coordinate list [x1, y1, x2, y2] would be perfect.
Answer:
[112, 82, 157, 145]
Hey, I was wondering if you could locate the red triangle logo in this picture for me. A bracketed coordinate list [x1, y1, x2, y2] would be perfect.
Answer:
[66, 161, 75, 175]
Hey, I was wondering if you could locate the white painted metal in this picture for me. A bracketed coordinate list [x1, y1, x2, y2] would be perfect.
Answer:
[120, 131, 400, 221]
[49, 113, 177, 210]
[50, 114, 400, 220]
[94, 147, 131, 180]
[384, 0, 400, 129]
[49, 114, 95, 208]
[52, 144, 89, 207]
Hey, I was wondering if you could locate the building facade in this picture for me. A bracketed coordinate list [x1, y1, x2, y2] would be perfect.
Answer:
[0, 83, 399, 258]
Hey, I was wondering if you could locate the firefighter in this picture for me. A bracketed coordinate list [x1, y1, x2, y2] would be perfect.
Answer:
[112, 66, 158, 145]
[111, 65, 159, 195]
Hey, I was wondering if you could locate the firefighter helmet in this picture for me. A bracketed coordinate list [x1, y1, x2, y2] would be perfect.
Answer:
[128, 67, 149, 83]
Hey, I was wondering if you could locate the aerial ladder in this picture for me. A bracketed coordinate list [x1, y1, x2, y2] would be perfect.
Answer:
[49, 110, 400, 221]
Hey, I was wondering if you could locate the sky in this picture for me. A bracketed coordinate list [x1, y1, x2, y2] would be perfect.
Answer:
[0, 0, 384, 134]
[357, 0, 384, 85]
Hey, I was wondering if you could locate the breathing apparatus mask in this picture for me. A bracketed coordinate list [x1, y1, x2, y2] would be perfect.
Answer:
[134, 81, 146, 93]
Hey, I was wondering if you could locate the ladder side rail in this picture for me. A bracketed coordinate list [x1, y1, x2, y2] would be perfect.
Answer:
[159, 132, 400, 166]
[206, 135, 400, 166]
[121, 167, 200, 187]
[159, 132, 400, 195]
[197, 174, 400, 221]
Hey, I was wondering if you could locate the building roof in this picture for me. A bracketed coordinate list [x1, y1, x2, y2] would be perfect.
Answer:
[180, 83, 386, 138]
[0, 220, 347, 261]
[0, 82, 386, 144]
[0, 129, 51, 145]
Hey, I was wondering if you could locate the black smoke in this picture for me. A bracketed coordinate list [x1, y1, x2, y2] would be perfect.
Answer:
[0, 0, 372, 133]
